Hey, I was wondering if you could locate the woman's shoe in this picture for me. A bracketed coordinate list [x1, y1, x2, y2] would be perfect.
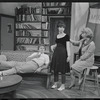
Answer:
[58, 86, 65, 91]
[68, 84, 75, 89]
[51, 84, 57, 89]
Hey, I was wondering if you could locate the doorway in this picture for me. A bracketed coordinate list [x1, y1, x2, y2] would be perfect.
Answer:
[0, 14, 15, 50]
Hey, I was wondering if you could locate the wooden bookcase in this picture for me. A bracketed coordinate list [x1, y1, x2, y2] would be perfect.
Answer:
[15, 2, 71, 53]
[15, 4, 43, 52]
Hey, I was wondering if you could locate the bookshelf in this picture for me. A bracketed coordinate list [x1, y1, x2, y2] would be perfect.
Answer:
[15, 2, 71, 53]
[15, 4, 43, 52]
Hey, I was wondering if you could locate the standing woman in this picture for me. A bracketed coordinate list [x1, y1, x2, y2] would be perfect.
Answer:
[51, 21, 71, 91]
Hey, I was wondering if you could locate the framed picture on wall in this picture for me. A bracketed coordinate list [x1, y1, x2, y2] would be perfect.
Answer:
[7, 23, 12, 33]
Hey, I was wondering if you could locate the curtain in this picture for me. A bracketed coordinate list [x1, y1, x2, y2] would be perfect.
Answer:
[70, 2, 89, 66]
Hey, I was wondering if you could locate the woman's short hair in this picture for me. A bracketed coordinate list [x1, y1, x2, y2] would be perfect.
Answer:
[81, 27, 94, 39]
[57, 21, 66, 28]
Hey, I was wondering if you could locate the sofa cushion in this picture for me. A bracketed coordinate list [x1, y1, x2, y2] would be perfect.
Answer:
[1, 51, 32, 61]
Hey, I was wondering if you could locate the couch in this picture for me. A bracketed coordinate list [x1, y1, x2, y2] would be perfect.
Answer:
[0, 50, 52, 88]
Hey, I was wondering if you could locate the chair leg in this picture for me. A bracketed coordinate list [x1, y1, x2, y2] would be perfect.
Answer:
[95, 70, 99, 95]
[80, 69, 87, 96]
[46, 74, 51, 89]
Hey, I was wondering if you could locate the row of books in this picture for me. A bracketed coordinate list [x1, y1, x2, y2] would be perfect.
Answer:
[42, 2, 71, 7]
[16, 45, 49, 52]
[16, 37, 41, 44]
[16, 23, 41, 29]
[16, 14, 41, 22]
[42, 7, 71, 15]
[15, 6, 41, 15]
[16, 30, 41, 37]
[16, 37, 49, 45]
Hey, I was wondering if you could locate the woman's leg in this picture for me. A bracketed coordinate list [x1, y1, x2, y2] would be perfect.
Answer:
[0, 67, 17, 76]
[0, 61, 17, 68]
[15, 61, 39, 73]
[51, 72, 59, 89]
[68, 69, 76, 88]
[62, 74, 66, 84]
[0, 61, 39, 76]
[58, 74, 66, 91]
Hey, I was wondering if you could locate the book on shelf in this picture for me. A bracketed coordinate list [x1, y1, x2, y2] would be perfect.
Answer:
[27, 24, 37, 29]
[30, 14, 35, 21]
[27, 30, 41, 36]
[42, 22, 48, 29]
[59, 2, 66, 6]
[47, 8, 59, 14]
[33, 15, 41, 21]
[45, 3, 51, 6]
[43, 2, 66, 7]
[50, 2, 55, 6]
[42, 16, 47, 22]
[42, 8, 47, 14]
[26, 15, 32, 21]
[57, 8, 64, 14]
[42, 31, 48, 37]
[42, 38, 49, 44]
[35, 7, 41, 14]
[16, 30, 27, 36]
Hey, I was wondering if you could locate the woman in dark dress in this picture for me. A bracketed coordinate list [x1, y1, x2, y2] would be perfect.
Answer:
[51, 21, 71, 91]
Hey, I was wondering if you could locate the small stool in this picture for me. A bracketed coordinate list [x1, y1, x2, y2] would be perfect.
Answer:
[80, 66, 99, 95]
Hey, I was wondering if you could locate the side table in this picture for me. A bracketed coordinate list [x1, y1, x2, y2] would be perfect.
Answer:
[0, 75, 22, 98]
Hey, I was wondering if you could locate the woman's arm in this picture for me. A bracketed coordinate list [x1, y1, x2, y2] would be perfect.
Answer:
[66, 41, 71, 62]
[51, 44, 57, 52]
[70, 39, 80, 46]
[26, 52, 38, 61]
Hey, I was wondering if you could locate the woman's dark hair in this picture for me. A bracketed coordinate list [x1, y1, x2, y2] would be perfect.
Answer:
[57, 21, 66, 28]
[38, 44, 46, 50]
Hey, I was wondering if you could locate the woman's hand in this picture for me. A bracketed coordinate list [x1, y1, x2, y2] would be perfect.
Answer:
[67, 56, 70, 62]
[70, 39, 73, 42]
[51, 45, 54, 52]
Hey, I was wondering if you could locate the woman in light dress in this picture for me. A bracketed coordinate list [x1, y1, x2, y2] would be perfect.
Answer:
[69, 27, 95, 89]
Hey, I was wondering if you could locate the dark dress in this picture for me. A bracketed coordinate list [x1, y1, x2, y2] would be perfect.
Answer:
[51, 34, 70, 74]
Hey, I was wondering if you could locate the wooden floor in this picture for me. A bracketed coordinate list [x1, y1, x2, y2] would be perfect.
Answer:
[0, 74, 100, 99]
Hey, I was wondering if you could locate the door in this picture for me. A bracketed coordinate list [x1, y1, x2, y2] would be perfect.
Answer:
[50, 17, 71, 46]
[0, 15, 15, 50]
